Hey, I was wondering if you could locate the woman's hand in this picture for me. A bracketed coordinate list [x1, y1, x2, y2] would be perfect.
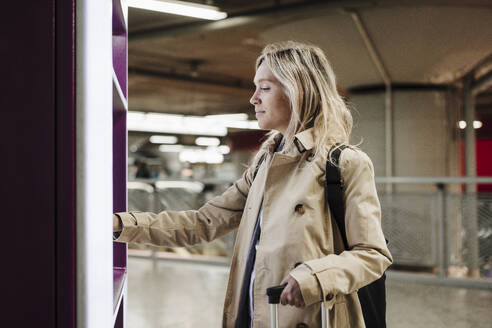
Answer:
[279, 275, 305, 308]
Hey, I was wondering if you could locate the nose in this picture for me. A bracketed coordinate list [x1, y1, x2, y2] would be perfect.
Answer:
[250, 89, 261, 106]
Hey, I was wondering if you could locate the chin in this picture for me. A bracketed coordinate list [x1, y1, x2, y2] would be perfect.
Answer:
[257, 121, 268, 130]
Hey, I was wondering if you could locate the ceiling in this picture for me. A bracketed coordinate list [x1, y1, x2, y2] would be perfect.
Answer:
[127, 0, 492, 120]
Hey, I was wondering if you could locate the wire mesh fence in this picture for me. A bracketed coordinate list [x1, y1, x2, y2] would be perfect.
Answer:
[445, 192, 492, 278]
[126, 178, 492, 281]
[379, 192, 438, 267]
[375, 176, 492, 281]
[127, 180, 236, 257]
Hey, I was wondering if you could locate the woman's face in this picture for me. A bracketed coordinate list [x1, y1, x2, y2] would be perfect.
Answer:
[250, 62, 291, 134]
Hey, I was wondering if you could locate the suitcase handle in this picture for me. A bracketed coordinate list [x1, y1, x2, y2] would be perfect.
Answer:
[266, 284, 287, 304]
[266, 284, 329, 328]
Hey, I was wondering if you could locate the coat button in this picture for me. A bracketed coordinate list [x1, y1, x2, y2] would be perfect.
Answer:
[296, 323, 309, 328]
[294, 204, 305, 215]
[326, 293, 334, 301]
[306, 152, 315, 162]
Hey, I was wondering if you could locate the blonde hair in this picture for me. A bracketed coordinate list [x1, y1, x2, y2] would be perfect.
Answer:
[254, 41, 355, 165]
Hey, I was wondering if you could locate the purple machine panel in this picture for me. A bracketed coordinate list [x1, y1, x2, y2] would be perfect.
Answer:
[112, 2, 128, 327]
[113, 34, 128, 98]
[113, 109, 128, 268]
[113, 0, 128, 99]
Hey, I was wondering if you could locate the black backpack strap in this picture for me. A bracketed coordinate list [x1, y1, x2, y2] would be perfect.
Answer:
[253, 153, 266, 181]
[325, 144, 349, 250]
[326, 145, 388, 328]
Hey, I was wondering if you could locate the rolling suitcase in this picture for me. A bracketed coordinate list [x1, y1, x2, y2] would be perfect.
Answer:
[266, 285, 329, 328]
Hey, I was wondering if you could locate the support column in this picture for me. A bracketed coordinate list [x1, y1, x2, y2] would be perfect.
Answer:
[385, 85, 394, 193]
[463, 75, 479, 278]
[436, 183, 447, 278]
[349, 9, 393, 192]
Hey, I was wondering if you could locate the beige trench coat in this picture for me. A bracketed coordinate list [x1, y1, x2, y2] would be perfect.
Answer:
[115, 128, 392, 327]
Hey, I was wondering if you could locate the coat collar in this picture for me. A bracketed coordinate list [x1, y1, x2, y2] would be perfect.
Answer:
[262, 128, 315, 155]
[262, 132, 283, 154]
[293, 128, 315, 153]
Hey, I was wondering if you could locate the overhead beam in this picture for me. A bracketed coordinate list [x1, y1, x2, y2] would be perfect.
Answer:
[128, 0, 374, 42]
[348, 83, 449, 93]
[452, 52, 492, 85]
[128, 0, 492, 43]
[129, 66, 253, 90]
[472, 69, 492, 95]
[127, 106, 254, 117]
[348, 10, 391, 85]
[468, 52, 492, 77]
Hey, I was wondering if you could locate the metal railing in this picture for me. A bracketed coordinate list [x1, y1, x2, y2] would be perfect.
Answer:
[127, 179, 236, 258]
[127, 177, 492, 287]
[376, 177, 492, 285]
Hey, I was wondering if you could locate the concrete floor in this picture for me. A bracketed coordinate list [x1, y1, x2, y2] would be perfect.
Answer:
[126, 257, 492, 327]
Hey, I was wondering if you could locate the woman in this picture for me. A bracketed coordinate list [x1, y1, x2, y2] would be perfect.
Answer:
[113, 41, 392, 327]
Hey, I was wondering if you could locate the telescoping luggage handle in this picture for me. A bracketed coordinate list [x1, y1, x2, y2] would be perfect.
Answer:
[266, 285, 329, 328]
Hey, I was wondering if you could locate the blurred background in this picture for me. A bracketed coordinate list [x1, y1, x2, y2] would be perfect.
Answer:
[121, 0, 492, 326]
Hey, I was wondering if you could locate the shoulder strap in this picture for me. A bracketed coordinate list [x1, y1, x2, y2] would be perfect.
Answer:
[325, 144, 350, 250]
[253, 153, 266, 181]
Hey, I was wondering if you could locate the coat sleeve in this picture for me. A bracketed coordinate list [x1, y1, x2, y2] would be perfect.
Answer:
[113, 160, 257, 247]
[289, 148, 393, 308]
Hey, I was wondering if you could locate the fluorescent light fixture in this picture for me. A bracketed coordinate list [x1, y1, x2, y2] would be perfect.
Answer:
[179, 148, 224, 164]
[218, 145, 230, 154]
[195, 137, 220, 146]
[128, 111, 259, 135]
[205, 113, 248, 121]
[224, 120, 260, 130]
[128, 111, 228, 136]
[458, 120, 483, 129]
[149, 135, 178, 144]
[127, 0, 227, 20]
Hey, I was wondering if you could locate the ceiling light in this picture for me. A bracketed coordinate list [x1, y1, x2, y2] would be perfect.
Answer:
[224, 120, 259, 130]
[458, 120, 483, 129]
[128, 111, 259, 135]
[205, 113, 248, 121]
[218, 145, 230, 154]
[195, 137, 220, 146]
[127, 0, 227, 20]
[128, 111, 228, 136]
[179, 148, 224, 164]
[149, 135, 178, 144]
